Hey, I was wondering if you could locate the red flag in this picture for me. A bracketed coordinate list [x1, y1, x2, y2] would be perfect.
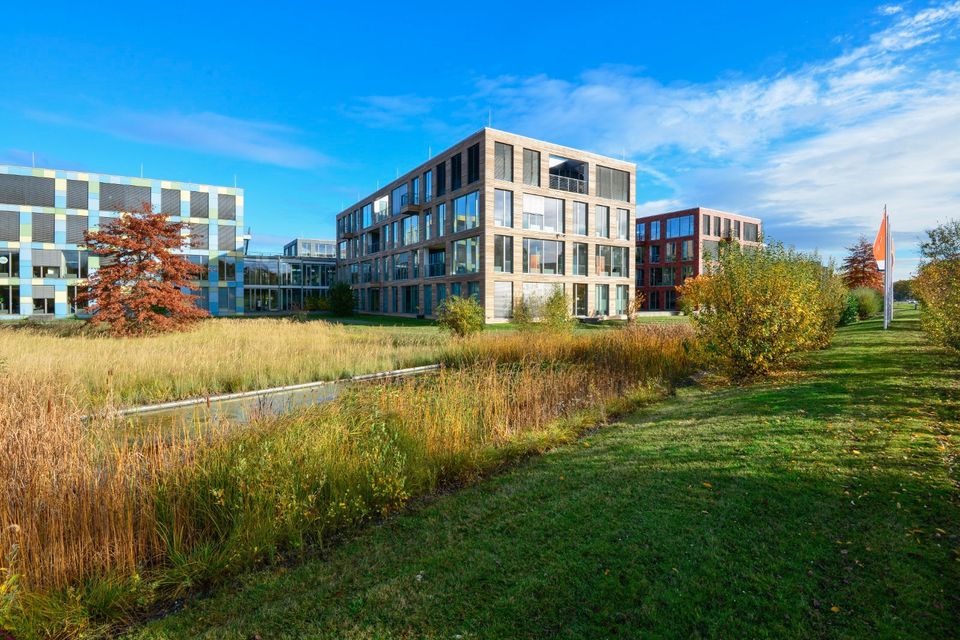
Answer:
[873, 213, 887, 270]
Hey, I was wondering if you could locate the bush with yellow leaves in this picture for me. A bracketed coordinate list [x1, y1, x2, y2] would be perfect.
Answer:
[678, 240, 845, 378]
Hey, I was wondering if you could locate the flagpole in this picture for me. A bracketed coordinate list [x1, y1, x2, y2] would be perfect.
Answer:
[884, 205, 891, 330]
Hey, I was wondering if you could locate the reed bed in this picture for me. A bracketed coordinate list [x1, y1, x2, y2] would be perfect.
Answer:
[0, 318, 445, 410]
[1, 324, 693, 638]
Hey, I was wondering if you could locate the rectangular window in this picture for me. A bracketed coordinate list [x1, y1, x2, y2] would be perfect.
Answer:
[453, 191, 479, 232]
[494, 189, 513, 227]
[32, 212, 55, 243]
[744, 222, 759, 242]
[190, 191, 209, 218]
[218, 194, 237, 220]
[713, 216, 721, 236]
[494, 235, 513, 273]
[723, 218, 731, 238]
[218, 256, 236, 280]
[665, 242, 676, 262]
[666, 289, 677, 310]
[650, 220, 661, 240]
[548, 155, 588, 194]
[436, 161, 446, 196]
[32, 249, 61, 278]
[0, 174, 55, 207]
[391, 183, 408, 215]
[573, 242, 588, 276]
[595, 284, 609, 315]
[186, 255, 209, 280]
[161, 188, 181, 215]
[597, 166, 630, 202]
[734, 220, 741, 239]
[437, 202, 446, 236]
[616, 285, 629, 315]
[494, 142, 513, 181]
[682, 265, 694, 281]
[702, 213, 711, 236]
[650, 245, 660, 263]
[411, 177, 421, 205]
[666, 214, 694, 238]
[423, 284, 433, 316]
[573, 201, 588, 235]
[522, 194, 564, 232]
[218, 225, 236, 251]
[595, 205, 609, 238]
[450, 153, 462, 191]
[66, 179, 88, 209]
[0, 210, 19, 242]
[648, 290, 660, 310]
[522, 238, 564, 275]
[424, 170, 433, 202]
[494, 281, 513, 319]
[437, 284, 447, 306]
[467, 143, 480, 184]
[452, 236, 479, 274]
[66, 215, 87, 244]
[64, 250, 88, 278]
[424, 211, 433, 240]
[428, 249, 446, 277]
[636, 221, 646, 241]
[467, 281, 479, 300]
[451, 282, 462, 298]
[0, 250, 19, 278]
[523, 149, 540, 186]
[681, 239, 694, 261]
[573, 283, 588, 316]
[617, 208, 630, 240]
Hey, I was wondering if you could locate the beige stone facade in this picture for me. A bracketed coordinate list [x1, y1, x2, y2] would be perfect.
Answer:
[335, 128, 635, 322]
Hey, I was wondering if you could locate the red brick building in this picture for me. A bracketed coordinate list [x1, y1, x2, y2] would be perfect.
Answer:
[635, 207, 761, 311]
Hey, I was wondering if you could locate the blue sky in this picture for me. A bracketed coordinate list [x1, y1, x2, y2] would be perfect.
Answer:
[2, 1, 958, 278]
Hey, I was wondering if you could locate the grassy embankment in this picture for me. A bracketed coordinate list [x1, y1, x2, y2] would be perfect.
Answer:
[133, 308, 959, 639]
[1, 325, 693, 638]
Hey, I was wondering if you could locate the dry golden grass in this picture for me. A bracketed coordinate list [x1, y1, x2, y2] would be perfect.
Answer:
[0, 323, 693, 638]
[0, 318, 446, 410]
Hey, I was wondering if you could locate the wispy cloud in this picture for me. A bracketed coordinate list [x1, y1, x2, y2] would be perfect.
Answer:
[27, 109, 330, 169]
[344, 95, 436, 129]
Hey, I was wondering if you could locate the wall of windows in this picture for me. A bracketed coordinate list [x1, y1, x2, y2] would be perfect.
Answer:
[453, 191, 479, 232]
[494, 189, 513, 227]
[522, 194, 564, 232]
[452, 237, 479, 274]
[494, 235, 513, 273]
[522, 238, 564, 275]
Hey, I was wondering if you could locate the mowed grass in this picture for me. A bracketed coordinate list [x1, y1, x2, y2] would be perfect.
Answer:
[0, 318, 446, 409]
[133, 308, 959, 639]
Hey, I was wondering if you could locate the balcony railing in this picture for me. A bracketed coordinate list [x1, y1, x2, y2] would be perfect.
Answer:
[549, 174, 587, 194]
[399, 193, 422, 214]
[367, 242, 380, 254]
[427, 263, 446, 278]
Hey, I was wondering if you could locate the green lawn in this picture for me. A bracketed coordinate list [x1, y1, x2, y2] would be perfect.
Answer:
[132, 309, 959, 639]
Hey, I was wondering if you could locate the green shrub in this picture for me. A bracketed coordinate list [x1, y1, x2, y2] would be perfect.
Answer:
[678, 240, 842, 378]
[839, 293, 860, 326]
[327, 282, 355, 317]
[541, 287, 574, 333]
[436, 296, 484, 338]
[850, 287, 882, 320]
[512, 296, 534, 330]
[914, 220, 960, 351]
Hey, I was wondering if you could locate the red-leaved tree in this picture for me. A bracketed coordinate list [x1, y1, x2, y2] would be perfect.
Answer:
[841, 236, 883, 290]
[79, 203, 209, 336]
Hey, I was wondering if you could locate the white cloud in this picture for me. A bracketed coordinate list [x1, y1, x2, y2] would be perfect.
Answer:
[27, 109, 330, 169]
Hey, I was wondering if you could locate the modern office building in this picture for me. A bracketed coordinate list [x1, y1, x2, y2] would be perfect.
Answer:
[335, 128, 635, 321]
[635, 207, 762, 311]
[0, 165, 245, 319]
[242, 249, 337, 313]
[283, 237, 337, 258]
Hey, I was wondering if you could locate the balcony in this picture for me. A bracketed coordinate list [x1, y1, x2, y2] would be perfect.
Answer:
[427, 262, 446, 278]
[367, 242, 381, 254]
[399, 193, 422, 215]
[549, 174, 587, 194]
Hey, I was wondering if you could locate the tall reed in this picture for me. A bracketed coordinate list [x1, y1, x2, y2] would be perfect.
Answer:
[1, 324, 693, 638]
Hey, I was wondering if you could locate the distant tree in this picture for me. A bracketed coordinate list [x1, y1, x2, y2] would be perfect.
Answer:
[80, 203, 207, 336]
[841, 236, 883, 291]
[914, 220, 960, 351]
[327, 281, 355, 316]
[893, 279, 915, 301]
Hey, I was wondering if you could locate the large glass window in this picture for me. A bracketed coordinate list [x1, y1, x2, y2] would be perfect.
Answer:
[665, 242, 676, 262]
[595, 284, 609, 315]
[436, 161, 446, 196]
[597, 166, 630, 202]
[522, 194, 564, 232]
[744, 222, 760, 242]
[64, 250, 89, 278]
[522, 238, 564, 275]
[437, 202, 447, 236]
[595, 205, 610, 238]
[451, 153, 462, 191]
[453, 191, 479, 232]
[494, 281, 513, 319]
[494, 235, 513, 273]
[616, 285, 629, 315]
[595, 245, 627, 277]
[713, 216, 721, 236]
[494, 189, 513, 227]
[573, 283, 587, 316]
[666, 214, 694, 238]
[393, 252, 410, 280]
[523, 149, 540, 186]
[424, 170, 433, 202]
[702, 213, 711, 236]
[428, 249, 446, 277]
[452, 237, 479, 274]
[0, 250, 19, 278]
[467, 143, 480, 184]
[573, 201, 588, 235]
[617, 208, 630, 240]
[573, 242, 588, 276]
[650, 220, 661, 240]
[401, 215, 419, 246]
[363, 203, 373, 228]
[495, 142, 513, 181]
[649, 245, 660, 263]
[636, 221, 646, 241]
[391, 183, 408, 215]
[681, 240, 694, 261]
[424, 211, 433, 240]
